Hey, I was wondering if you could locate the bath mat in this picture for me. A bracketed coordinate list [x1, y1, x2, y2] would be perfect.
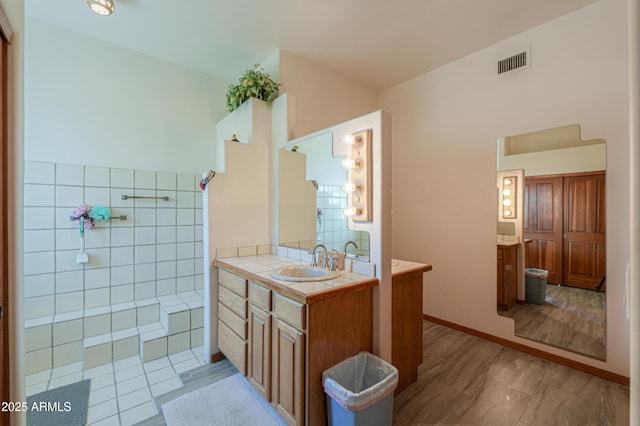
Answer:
[27, 379, 91, 426]
[162, 373, 287, 426]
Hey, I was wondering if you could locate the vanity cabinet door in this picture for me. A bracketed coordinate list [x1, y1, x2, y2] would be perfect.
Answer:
[248, 304, 271, 400]
[272, 318, 305, 426]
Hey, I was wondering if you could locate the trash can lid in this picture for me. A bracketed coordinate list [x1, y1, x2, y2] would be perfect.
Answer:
[525, 268, 549, 278]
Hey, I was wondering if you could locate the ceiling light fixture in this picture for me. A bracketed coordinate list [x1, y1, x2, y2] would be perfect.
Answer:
[86, 0, 115, 16]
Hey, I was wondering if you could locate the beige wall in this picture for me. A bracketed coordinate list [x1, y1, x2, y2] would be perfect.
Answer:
[379, 0, 629, 376]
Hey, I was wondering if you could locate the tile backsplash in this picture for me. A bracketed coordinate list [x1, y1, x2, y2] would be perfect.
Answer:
[23, 161, 204, 321]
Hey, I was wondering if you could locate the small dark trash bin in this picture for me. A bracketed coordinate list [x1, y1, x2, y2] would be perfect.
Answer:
[322, 352, 398, 426]
[525, 268, 549, 304]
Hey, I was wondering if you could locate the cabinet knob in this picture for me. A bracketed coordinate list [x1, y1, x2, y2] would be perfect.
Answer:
[563, 233, 568, 239]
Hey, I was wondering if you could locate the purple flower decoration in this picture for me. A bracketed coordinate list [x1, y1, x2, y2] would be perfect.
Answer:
[71, 204, 95, 230]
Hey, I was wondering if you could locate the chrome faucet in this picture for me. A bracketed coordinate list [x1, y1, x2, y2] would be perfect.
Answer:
[344, 241, 358, 254]
[310, 244, 328, 268]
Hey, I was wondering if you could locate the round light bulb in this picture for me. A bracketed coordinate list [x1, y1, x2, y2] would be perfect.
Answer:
[343, 207, 359, 217]
[503, 199, 512, 206]
[341, 158, 362, 169]
[503, 189, 511, 196]
[504, 179, 512, 186]
[343, 182, 356, 193]
[504, 210, 513, 217]
[344, 135, 355, 145]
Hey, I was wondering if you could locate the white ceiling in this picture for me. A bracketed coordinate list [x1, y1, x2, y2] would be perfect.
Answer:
[26, 0, 598, 90]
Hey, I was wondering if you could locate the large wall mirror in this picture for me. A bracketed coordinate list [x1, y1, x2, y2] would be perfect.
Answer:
[496, 124, 607, 360]
[278, 132, 370, 258]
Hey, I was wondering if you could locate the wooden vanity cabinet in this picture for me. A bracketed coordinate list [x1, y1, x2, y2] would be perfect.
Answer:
[216, 266, 374, 426]
[497, 244, 518, 310]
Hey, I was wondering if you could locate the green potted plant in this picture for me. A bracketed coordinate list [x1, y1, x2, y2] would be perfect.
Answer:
[225, 64, 280, 113]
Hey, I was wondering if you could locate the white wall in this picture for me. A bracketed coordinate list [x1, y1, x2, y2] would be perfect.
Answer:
[25, 18, 230, 174]
[379, 0, 629, 376]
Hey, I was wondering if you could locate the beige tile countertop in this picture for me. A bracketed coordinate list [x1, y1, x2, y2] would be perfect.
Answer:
[391, 259, 433, 277]
[213, 254, 379, 304]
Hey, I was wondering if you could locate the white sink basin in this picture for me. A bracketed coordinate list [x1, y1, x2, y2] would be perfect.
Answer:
[270, 266, 342, 282]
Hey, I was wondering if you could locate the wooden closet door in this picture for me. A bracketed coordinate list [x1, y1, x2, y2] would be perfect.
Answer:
[563, 172, 606, 289]
[523, 176, 564, 284]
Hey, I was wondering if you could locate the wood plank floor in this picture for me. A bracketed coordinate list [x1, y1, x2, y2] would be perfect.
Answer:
[393, 320, 628, 425]
[136, 319, 628, 426]
[498, 284, 606, 360]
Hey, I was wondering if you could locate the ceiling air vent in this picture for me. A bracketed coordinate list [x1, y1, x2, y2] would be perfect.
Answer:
[497, 48, 530, 75]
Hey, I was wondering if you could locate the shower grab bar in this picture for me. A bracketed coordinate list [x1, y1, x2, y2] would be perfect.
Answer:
[121, 195, 169, 201]
[70, 215, 127, 221]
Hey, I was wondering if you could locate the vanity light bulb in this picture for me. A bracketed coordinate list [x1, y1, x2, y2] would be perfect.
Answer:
[343, 206, 360, 217]
[504, 210, 513, 217]
[344, 135, 356, 145]
[504, 179, 512, 186]
[503, 189, 512, 196]
[341, 158, 362, 169]
[343, 182, 357, 193]
[503, 199, 512, 207]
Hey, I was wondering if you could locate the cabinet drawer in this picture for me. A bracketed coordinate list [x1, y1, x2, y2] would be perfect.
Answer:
[219, 302, 247, 340]
[249, 281, 271, 310]
[218, 320, 247, 376]
[219, 285, 247, 318]
[219, 269, 247, 297]
[274, 294, 306, 330]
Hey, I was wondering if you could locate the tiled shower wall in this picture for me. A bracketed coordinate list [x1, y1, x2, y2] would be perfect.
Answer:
[316, 184, 370, 253]
[23, 161, 203, 326]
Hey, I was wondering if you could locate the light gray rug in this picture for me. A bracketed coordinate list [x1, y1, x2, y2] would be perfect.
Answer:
[27, 379, 90, 426]
[162, 373, 287, 426]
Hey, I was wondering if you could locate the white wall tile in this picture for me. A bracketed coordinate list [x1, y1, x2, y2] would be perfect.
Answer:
[176, 191, 195, 208]
[157, 210, 176, 227]
[111, 285, 134, 305]
[194, 225, 203, 242]
[111, 227, 134, 247]
[24, 184, 55, 206]
[134, 263, 155, 283]
[135, 227, 156, 245]
[84, 313, 111, 338]
[113, 336, 139, 360]
[110, 208, 133, 227]
[56, 291, 84, 314]
[156, 191, 177, 208]
[195, 194, 203, 209]
[135, 208, 156, 227]
[84, 187, 111, 206]
[110, 189, 132, 208]
[56, 186, 84, 207]
[176, 242, 194, 260]
[156, 244, 176, 262]
[26, 324, 52, 352]
[156, 261, 176, 279]
[137, 305, 158, 325]
[176, 276, 194, 293]
[56, 164, 84, 186]
[191, 328, 204, 348]
[168, 311, 190, 335]
[85, 268, 110, 290]
[195, 209, 203, 225]
[134, 282, 155, 300]
[177, 174, 195, 191]
[176, 259, 194, 277]
[156, 226, 176, 244]
[56, 271, 84, 294]
[24, 274, 55, 298]
[194, 274, 204, 290]
[85, 227, 111, 249]
[53, 341, 83, 368]
[142, 338, 167, 363]
[176, 209, 194, 226]
[191, 307, 204, 328]
[24, 207, 54, 230]
[111, 169, 134, 188]
[56, 228, 79, 251]
[112, 309, 136, 331]
[111, 246, 134, 267]
[55, 207, 76, 229]
[53, 319, 83, 345]
[25, 348, 52, 375]
[25, 161, 55, 184]
[111, 265, 134, 286]
[85, 288, 111, 310]
[194, 242, 204, 258]
[24, 229, 54, 253]
[156, 279, 175, 296]
[157, 172, 176, 190]
[168, 332, 190, 355]
[84, 343, 113, 369]
[135, 170, 156, 189]
[176, 226, 194, 243]
[24, 295, 54, 320]
[85, 166, 110, 187]
[24, 251, 55, 276]
[134, 245, 156, 264]
[84, 248, 111, 269]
